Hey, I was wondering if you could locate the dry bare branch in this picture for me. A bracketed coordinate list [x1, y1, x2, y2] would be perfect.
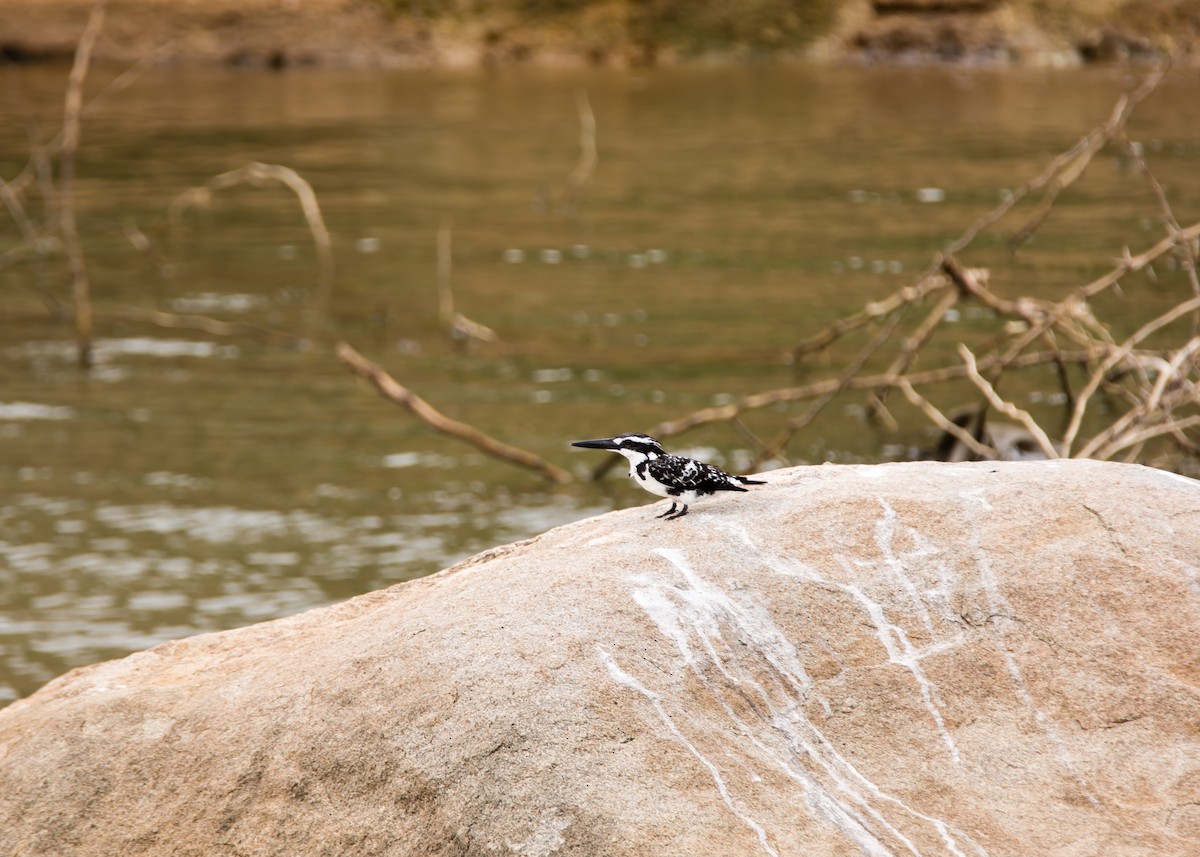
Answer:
[1092, 414, 1200, 461]
[1122, 136, 1200, 336]
[766, 65, 1196, 473]
[169, 162, 334, 309]
[590, 347, 1104, 481]
[1075, 336, 1200, 459]
[895, 378, 998, 459]
[958, 344, 1060, 459]
[866, 286, 960, 417]
[60, 0, 107, 368]
[1007, 63, 1169, 252]
[758, 308, 907, 466]
[791, 273, 949, 361]
[1061, 295, 1200, 453]
[337, 342, 570, 484]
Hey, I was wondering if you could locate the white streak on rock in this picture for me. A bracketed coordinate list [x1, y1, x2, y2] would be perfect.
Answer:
[716, 521, 987, 856]
[763, 502, 963, 766]
[875, 498, 937, 637]
[653, 547, 813, 694]
[632, 540, 985, 857]
[596, 646, 779, 857]
[631, 586, 698, 667]
[628, 565, 911, 855]
[835, 567, 962, 764]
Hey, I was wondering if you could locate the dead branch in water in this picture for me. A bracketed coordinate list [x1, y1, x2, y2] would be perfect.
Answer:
[60, 0, 107, 368]
[169, 162, 334, 310]
[336, 342, 571, 484]
[0, 9, 174, 321]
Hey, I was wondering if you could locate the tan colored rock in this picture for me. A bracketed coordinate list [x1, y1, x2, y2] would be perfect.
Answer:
[2, 460, 1199, 856]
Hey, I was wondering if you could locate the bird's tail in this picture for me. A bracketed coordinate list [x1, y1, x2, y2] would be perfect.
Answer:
[736, 476, 767, 485]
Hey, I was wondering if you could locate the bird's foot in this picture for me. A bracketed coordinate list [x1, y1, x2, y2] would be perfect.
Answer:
[655, 502, 677, 519]
[663, 505, 689, 520]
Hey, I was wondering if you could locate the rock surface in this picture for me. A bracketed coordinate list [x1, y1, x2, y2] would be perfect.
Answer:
[2, 460, 1199, 856]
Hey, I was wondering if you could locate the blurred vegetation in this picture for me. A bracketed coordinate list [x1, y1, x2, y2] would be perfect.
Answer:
[378, 0, 837, 58]
[630, 0, 837, 54]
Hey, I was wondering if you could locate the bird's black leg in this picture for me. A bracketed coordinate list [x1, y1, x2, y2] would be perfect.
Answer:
[665, 504, 689, 520]
[655, 502, 677, 519]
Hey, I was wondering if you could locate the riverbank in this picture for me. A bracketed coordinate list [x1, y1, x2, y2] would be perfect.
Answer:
[1, 0, 1197, 69]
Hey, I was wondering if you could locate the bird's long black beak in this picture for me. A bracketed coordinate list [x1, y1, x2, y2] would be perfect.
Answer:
[571, 437, 620, 450]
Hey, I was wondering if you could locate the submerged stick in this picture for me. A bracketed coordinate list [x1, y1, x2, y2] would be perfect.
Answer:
[336, 342, 570, 484]
[117, 306, 307, 349]
[436, 215, 454, 328]
[61, 0, 107, 368]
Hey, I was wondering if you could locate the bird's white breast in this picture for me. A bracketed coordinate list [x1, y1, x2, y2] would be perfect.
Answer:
[619, 450, 672, 498]
[631, 465, 672, 497]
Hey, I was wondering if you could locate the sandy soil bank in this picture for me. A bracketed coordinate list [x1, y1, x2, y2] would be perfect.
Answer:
[0, 0, 1194, 68]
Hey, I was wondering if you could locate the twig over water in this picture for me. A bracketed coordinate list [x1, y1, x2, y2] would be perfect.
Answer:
[337, 342, 571, 484]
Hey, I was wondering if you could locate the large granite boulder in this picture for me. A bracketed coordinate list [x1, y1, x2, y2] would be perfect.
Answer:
[1, 460, 1198, 856]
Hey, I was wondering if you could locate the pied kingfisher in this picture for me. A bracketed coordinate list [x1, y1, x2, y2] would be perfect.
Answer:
[571, 433, 766, 520]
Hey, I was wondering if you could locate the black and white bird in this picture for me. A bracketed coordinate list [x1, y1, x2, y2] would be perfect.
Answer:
[571, 433, 766, 520]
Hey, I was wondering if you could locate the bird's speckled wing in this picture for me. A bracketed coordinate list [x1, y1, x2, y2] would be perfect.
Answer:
[647, 455, 745, 493]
